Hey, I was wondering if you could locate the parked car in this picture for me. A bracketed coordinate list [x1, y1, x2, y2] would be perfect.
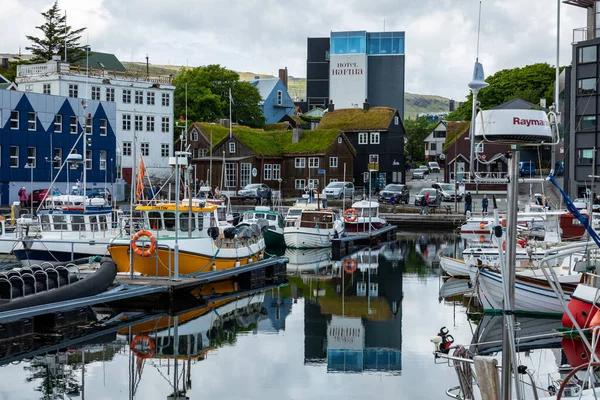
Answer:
[519, 161, 536, 177]
[27, 189, 55, 207]
[238, 183, 270, 198]
[323, 181, 354, 199]
[428, 161, 440, 173]
[417, 165, 430, 175]
[431, 182, 462, 202]
[412, 169, 425, 180]
[86, 187, 112, 203]
[379, 184, 410, 204]
[573, 198, 588, 210]
[414, 188, 442, 207]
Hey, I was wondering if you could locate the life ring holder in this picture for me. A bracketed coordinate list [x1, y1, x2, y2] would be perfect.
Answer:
[343, 258, 357, 274]
[130, 334, 155, 359]
[131, 230, 157, 257]
[344, 208, 358, 223]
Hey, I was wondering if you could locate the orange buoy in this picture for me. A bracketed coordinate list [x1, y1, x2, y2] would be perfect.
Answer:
[479, 222, 486, 230]
[130, 334, 155, 359]
[131, 230, 157, 257]
[343, 258, 357, 274]
[479, 235, 486, 243]
[344, 208, 358, 223]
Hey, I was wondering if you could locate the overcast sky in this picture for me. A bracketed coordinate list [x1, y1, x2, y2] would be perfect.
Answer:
[3, 0, 588, 100]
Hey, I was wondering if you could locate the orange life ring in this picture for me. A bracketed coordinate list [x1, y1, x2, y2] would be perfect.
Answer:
[130, 334, 155, 359]
[479, 222, 486, 230]
[131, 229, 157, 257]
[344, 208, 358, 223]
[343, 258, 357, 274]
[479, 235, 486, 243]
[501, 219, 507, 228]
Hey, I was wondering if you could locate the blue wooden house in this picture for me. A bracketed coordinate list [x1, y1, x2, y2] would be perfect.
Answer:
[248, 78, 295, 124]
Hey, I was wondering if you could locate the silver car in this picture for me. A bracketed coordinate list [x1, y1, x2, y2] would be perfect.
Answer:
[323, 182, 354, 199]
[414, 188, 442, 206]
[238, 183, 269, 198]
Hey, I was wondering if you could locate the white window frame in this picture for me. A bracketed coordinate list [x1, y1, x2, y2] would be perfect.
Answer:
[277, 90, 282, 105]
[241, 163, 252, 187]
[309, 179, 319, 189]
[273, 164, 281, 180]
[10, 146, 18, 168]
[135, 90, 144, 105]
[309, 157, 319, 168]
[141, 142, 149, 157]
[43, 83, 51, 95]
[100, 119, 107, 136]
[370, 132, 380, 144]
[229, 142, 236, 153]
[106, 87, 115, 102]
[91, 86, 101, 100]
[68, 84, 78, 98]
[147, 91, 155, 105]
[191, 129, 199, 141]
[146, 116, 155, 132]
[295, 179, 306, 190]
[394, 116, 399, 125]
[161, 117, 170, 133]
[99, 150, 107, 170]
[264, 164, 272, 180]
[134, 115, 143, 131]
[123, 142, 132, 156]
[475, 142, 484, 153]
[27, 112, 36, 131]
[70, 116, 77, 134]
[369, 154, 379, 164]
[161, 143, 170, 157]
[54, 115, 62, 133]
[363, 172, 369, 182]
[123, 114, 131, 131]
[358, 132, 368, 145]
[225, 163, 236, 188]
[122, 89, 131, 104]
[53, 148, 62, 168]
[10, 111, 18, 129]
[162, 93, 170, 107]
[85, 117, 92, 134]
[330, 157, 338, 168]
[86, 149, 92, 170]
[27, 147, 36, 168]
[337, 137, 342, 144]
[295, 158, 305, 168]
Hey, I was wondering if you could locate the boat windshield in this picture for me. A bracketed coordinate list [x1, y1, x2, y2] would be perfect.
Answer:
[287, 209, 303, 217]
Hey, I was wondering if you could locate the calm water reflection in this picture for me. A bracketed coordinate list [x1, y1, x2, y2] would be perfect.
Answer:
[0, 233, 503, 400]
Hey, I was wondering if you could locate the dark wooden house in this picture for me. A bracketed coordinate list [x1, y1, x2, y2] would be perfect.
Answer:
[318, 106, 405, 187]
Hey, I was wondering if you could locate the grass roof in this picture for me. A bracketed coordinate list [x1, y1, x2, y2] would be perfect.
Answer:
[194, 122, 350, 156]
[264, 122, 290, 131]
[443, 121, 471, 152]
[318, 107, 396, 131]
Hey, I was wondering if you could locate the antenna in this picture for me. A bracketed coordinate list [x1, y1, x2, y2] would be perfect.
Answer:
[476, 0, 482, 61]
[383, 19, 386, 32]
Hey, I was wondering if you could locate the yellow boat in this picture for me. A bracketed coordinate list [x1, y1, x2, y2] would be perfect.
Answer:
[108, 201, 265, 277]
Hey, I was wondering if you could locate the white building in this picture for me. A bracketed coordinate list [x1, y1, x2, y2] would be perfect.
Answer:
[424, 121, 447, 160]
[15, 52, 175, 183]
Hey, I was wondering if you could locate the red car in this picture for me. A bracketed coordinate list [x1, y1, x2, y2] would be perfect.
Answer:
[27, 189, 53, 207]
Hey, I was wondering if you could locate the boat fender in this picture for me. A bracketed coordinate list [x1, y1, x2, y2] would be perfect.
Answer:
[344, 208, 358, 223]
[207, 227, 220, 240]
[130, 335, 155, 359]
[479, 222, 486, 230]
[131, 230, 156, 257]
[343, 258, 357, 274]
[479, 235, 485, 243]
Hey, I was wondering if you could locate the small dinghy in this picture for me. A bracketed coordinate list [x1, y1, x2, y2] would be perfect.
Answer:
[0, 257, 116, 312]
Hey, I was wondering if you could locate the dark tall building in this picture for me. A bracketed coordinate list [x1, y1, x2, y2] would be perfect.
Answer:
[564, 1, 600, 197]
[306, 31, 405, 118]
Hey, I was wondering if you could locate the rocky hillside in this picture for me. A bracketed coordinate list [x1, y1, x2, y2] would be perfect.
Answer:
[123, 62, 450, 118]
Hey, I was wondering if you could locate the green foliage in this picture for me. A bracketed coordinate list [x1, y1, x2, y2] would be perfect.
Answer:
[0, 60, 18, 82]
[318, 107, 395, 131]
[173, 65, 265, 140]
[404, 117, 434, 165]
[447, 63, 560, 121]
[25, 1, 87, 63]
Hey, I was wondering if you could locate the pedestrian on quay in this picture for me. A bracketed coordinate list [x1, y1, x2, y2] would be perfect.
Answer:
[424, 191, 430, 215]
[464, 192, 472, 215]
[390, 193, 398, 214]
[481, 194, 488, 215]
[18, 186, 27, 208]
[255, 187, 263, 206]
[266, 186, 273, 206]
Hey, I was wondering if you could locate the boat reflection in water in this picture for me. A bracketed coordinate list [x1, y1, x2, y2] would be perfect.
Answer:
[301, 241, 403, 374]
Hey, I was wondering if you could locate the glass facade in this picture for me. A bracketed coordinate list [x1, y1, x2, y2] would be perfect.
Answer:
[331, 31, 367, 55]
[330, 31, 405, 55]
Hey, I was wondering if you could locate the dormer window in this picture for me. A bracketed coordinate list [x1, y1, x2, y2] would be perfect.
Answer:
[191, 129, 199, 141]
[229, 142, 236, 153]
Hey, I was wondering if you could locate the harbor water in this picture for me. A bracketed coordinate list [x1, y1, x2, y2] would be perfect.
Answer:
[0, 232, 567, 399]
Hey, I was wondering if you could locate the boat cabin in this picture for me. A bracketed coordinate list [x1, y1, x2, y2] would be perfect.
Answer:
[132, 202, 219, 238]
[241, 207, 284, 230]
[286, 210, 336, 229]
[350, 200, 380, 219]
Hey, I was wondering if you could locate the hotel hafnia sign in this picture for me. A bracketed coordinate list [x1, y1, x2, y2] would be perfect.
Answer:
[329, 54, 368, 109]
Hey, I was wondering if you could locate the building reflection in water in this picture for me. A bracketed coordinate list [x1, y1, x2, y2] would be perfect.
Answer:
[302, 241, 403, 374]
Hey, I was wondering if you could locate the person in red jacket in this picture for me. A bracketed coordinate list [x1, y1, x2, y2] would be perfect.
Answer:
[18, 186, 27, 207]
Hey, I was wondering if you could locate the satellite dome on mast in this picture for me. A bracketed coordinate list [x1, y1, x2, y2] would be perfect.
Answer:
[468, 61, 489, 92]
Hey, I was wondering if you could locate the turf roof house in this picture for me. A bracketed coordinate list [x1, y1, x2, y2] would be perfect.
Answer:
[187, 122, 355, 196]
[318, 106, 405, 186]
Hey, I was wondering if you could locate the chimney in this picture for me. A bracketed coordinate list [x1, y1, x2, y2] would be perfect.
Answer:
[278, 67, 288, 89]
[328, 99, 335, 112]
[363, 99, 370, 110]
[292, 127, 303, 143]
[1, 58, 7, 69]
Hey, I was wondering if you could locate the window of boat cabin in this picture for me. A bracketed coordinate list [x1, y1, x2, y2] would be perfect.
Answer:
[255, 213, 265, 219]
[89, 216, 99, 232]
[198, 212, 205, 231]
[180, 213, 196, 231]
[40, 215, 51, 231]
[99, 215, 107, 230]
[266, 214, 276, 221]
[359, 206, 378, 217]
[148, 212, 162, 230]
[53, 215, 68, 230]
[164, 212, 176, 231]
[71, 215, 86, 231]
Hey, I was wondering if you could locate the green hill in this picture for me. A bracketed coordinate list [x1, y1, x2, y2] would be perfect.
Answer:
[123, 62, 449, 119]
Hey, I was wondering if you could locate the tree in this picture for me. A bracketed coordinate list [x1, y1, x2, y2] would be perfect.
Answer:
[404, 117, 434, 166]
[173, 64, 264, 135]
[447, 63, 559, 121]
[26, 1, 87, 63]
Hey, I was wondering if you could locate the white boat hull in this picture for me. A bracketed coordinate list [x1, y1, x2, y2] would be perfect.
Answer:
[440, 256, 471, 277]
[284, 229, 335, 248]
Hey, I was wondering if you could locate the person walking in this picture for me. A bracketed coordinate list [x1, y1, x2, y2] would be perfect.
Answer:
[464, 192, 472, 215]
[255, 187, 263, 206]
[424, 191, 430, 215]
[266, 186, 273, 207]
[18, 186, 27, 208]
[481, 194, 488, 215]
[390, 193, 398, 214]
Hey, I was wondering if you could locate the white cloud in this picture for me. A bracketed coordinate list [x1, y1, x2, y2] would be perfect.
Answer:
[1, 0, 588, 100]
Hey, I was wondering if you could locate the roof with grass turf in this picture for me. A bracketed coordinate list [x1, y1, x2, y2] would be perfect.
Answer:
[318, 107, 397, 131]
[442, 121, 471, 152]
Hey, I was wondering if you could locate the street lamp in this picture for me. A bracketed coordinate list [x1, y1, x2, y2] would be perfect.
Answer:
[26, 162, 34, 214]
